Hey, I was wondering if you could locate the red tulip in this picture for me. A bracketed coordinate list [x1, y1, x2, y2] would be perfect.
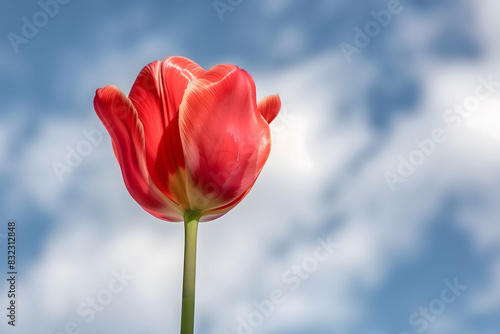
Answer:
[94, 56, 281, 334]
[93, 56, 281, 221]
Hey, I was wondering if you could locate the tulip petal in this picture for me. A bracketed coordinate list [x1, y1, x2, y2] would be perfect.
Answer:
[179, 65, 271, 213]
[128, 56, 205, 206]
[257, 94, 281, 124]
[94, 85, 184, 221]
[200, 185, 254, 222]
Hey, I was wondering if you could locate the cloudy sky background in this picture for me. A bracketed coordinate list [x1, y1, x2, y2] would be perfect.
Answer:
[1, 0, 500, 333]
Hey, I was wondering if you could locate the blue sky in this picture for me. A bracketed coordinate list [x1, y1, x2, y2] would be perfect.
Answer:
[1, 0, 500, 333]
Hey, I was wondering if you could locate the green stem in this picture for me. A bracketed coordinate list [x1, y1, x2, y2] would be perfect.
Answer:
[180, 210, 200, 334]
